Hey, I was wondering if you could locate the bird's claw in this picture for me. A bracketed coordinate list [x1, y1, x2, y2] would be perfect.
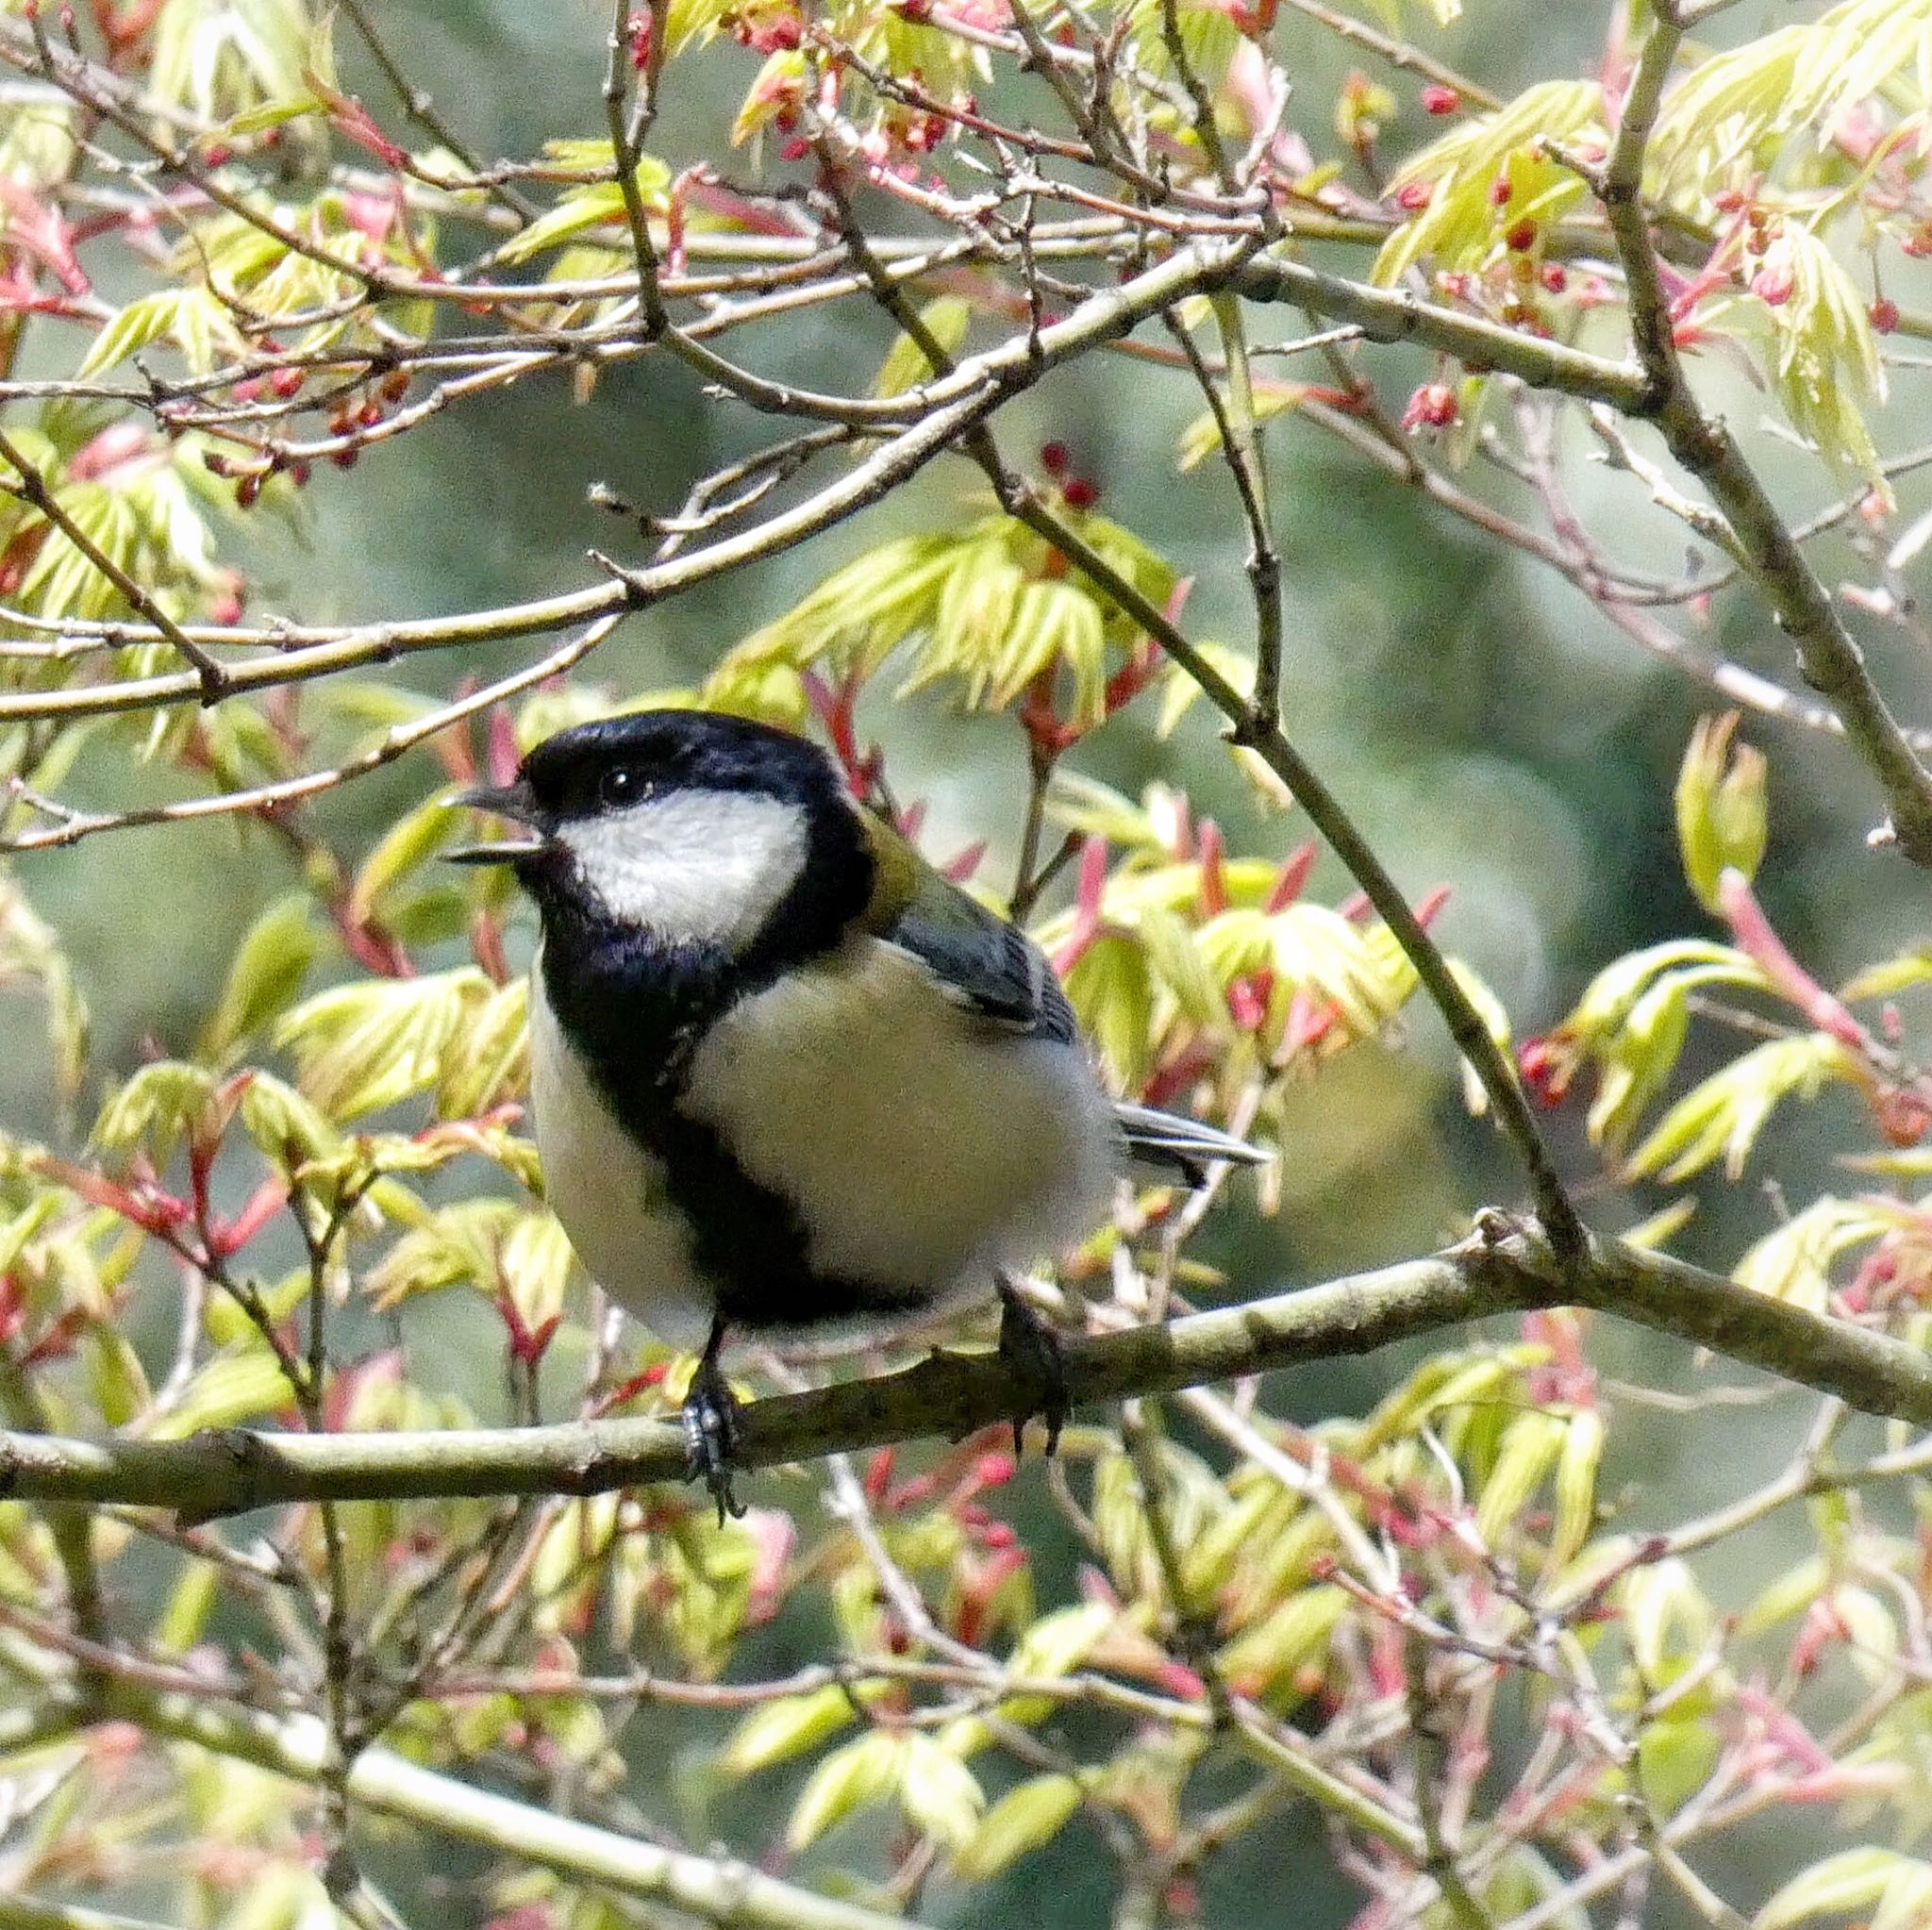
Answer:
[996, 1275, 1069, 1457]
[682, 1341, 745, 1526]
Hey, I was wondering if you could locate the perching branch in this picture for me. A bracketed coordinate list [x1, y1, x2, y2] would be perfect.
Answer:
[6, 1220, 1932, 1516]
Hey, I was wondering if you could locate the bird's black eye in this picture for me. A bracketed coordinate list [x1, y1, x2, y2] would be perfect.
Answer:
[598, 767, 642, 807]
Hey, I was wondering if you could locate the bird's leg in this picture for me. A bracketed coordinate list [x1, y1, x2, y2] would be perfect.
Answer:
[682, 1316, 745, 1526]
[995, 1273, 1070, 1457]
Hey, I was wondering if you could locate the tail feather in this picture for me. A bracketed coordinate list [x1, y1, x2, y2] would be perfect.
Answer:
[1113, 1102, 1270, 1188]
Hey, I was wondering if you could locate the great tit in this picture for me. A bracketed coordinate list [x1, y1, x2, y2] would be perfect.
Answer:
[449, 708, 1265, 1516]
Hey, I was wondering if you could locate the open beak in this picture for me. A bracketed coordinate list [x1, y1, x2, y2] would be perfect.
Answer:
[442, 780, 549, 865]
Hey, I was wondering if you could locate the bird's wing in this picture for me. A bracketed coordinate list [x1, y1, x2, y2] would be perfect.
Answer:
[857, 812, 1075, 1041]
[1113, 1102, 1272, 1187]
[856, 812, 1272, 1186]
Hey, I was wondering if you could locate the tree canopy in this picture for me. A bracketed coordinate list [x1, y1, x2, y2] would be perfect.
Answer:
[8, 3, 1932, 1928]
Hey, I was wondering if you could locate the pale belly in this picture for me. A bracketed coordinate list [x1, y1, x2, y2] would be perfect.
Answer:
[527, 962, 719, 1350]
[680, 939, 1121, 1304]
[526, 940, 1121, 1350]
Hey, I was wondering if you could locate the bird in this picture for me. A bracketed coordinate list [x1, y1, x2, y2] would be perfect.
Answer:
[447, 707, 1267, 1518]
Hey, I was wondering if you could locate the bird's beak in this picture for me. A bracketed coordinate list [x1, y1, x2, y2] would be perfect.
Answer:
[442, 780, 549, 864]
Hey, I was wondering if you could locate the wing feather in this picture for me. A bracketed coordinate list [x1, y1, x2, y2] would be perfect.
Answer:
[856, 812, 1271, 1185]
[858, 812, 1074, 1040]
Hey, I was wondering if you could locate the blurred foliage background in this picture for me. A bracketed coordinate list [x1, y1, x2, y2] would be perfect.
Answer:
[8, 1, 1932, 1922]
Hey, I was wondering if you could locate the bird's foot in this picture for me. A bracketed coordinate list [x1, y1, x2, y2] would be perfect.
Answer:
[682, 1323, 746, 1526]
[996, 1274, 1070, 1458]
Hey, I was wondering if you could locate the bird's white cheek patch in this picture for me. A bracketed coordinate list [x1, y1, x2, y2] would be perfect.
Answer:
[558, 789, 808, 948]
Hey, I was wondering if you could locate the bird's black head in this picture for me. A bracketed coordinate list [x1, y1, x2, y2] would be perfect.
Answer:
[449, 708, 874, 969]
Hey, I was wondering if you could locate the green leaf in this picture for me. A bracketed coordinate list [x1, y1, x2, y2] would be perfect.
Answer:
[1475, 1409, 1567, 1548]
[1674, 712, 1768, 916]
[1548, 1407, 1604, 1574]
[786, 1732, 905, 1851]
[1375, 79, 1603, 285]
[898, 1733, 984, 1848]
[1765, 223, 1887, 489]
[1740, 1554, 1829, 1636]
[1732, 1196, 1890, 1311]
[82, 1322, 151, 1426]
[1176, 384, 1307, 472]
[1650, 0, 1932, 200]
[92, 1061, 217, 1157]
[497, 156, 670, 262]
[1622, 1557, 1713, 1683]
[76, 288, 245, 379]
[198, 894, 325, 1062]
[347, 795, 461, 929]
[723, 1685, 861, 1775]
[364, 1197, 521, 1307]
[1872, 1860, 1932, 1930]
[238, 1071, 344, 1173]
[436, 977, 530, 1121]
[1218, 1584, 1347, 1698]
[1840, 948, 1932, 1003]
[147, 1346, 297, 1439]
[1637, 1716, 1718, 1816]
[276, 968, 494, 1120]
[873, 295, 972, 398]
[152, 1559, 221, 1655]
[1627, 1033, 1857, 1183]
[1759, 1850, 1928, 1930]
[952, 1773, 1084, 1878]
[1063, 933, 1155, 1092]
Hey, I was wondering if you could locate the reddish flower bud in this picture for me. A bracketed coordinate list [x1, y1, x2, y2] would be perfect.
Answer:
[1061, 475, 1099, 509]
[1872, 296, 1901, 333]
[1401, 381, 1458, 431]
[1488, 175, 1513, 207]
[1420, 85, 1459, 115]
[749, 14, 801, 50]
[1394, 178, 1432, 211]
[1751, 262, 1794, 306]
[1040, 441, 1071, 474]
[1540, 261, 1569, 293]
[1504, 215, 1538, 251]
[271, 365, 304, 398]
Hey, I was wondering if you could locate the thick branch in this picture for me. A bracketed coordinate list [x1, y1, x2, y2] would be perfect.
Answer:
[0, 1638, 924, 1930]
[0, 246, 1655, 732]
[1591, 19, 1932, 862]
[1231, 256, 1650, 410]
[6, 1224, 1932, 1514]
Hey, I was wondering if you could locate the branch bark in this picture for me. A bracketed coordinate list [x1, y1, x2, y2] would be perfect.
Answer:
[1589, 17, 1932, 863]
[0, 1638, 927, 1930]
[5, 1222, 1932, 1516]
